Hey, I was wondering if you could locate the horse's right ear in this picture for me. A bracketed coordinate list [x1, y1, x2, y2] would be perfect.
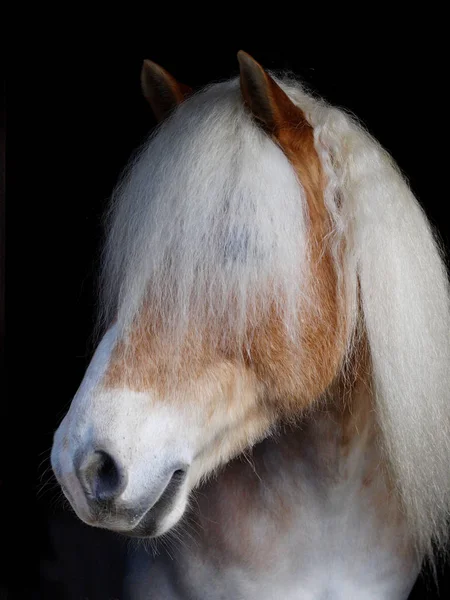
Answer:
[140, 60, 192, 123]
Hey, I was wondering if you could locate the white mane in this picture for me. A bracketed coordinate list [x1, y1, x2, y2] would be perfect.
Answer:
[101, 80, 311, 351]
[100, 76, 450, 561]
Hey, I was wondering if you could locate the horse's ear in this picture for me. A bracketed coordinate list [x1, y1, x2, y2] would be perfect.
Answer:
[237, 50, 305, 134]
[141, 59, 192, 123]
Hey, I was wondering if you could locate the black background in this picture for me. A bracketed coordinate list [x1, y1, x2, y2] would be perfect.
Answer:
[5, 32, 450, 599]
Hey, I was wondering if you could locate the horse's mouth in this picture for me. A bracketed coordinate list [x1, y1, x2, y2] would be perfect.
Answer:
[57, 459, 189, 538]
[116, 468, 187, 538]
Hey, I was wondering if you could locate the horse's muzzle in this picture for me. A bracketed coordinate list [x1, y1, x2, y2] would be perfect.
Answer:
[52, 441, 188, 537]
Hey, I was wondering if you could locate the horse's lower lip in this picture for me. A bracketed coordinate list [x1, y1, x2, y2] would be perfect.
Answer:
[118, 468, 187, 538]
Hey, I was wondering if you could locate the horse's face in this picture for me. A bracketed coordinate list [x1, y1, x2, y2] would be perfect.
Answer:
[51, 53, 346, 537]
[51, 324, 272, 537]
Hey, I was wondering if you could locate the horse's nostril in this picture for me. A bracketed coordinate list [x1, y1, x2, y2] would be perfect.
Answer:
[79, 450, 127, 503]
[172, 468, 186, 479]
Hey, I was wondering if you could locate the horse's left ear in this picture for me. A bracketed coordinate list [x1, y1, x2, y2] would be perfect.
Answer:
[141, 59, 192, 122]
[237, 50, 307, 135]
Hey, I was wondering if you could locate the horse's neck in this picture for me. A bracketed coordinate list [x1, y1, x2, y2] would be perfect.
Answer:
[192, 372, 393, 555]
[156, 367, 420, 599]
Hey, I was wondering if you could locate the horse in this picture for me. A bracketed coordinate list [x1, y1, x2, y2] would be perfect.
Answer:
[51, 52, 450, 599]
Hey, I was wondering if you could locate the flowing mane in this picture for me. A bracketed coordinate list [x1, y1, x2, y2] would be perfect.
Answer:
[100, 75, 450, 562]
[100, 79, 310, 351]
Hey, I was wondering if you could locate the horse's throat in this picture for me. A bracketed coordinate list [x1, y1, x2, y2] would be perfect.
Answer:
[189, 380, 414, 575]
